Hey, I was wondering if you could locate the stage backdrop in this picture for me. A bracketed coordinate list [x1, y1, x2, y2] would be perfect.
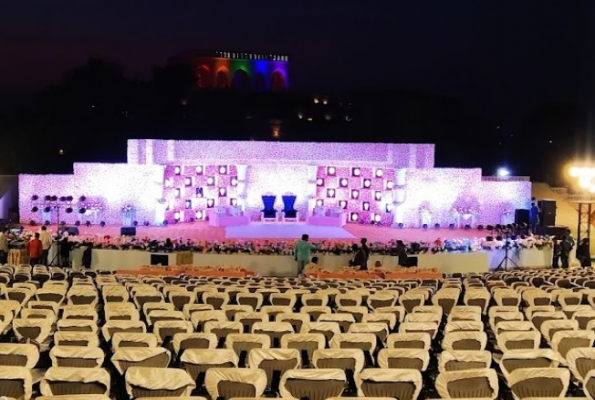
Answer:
[19, 140, 531, 226]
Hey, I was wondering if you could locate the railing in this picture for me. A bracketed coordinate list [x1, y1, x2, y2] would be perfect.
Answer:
[566, 194, 595, 203]
[550, 187, 569, 195]
[481, 176, 531, 182]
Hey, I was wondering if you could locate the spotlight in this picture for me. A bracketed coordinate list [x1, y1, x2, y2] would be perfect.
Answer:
[206, 177, 215, 186]
[60, 221, 66, 226]
[44, 206, 51, 213]
[45, 195, 51, 201]
[206, 199, 215, 208]
[230, 177, 238, 186]
[386, 181, 394, 190]
[422, 224, 428, 230]
[79, 208, 86, 214]
[189, 217, 195, 223]
[327, 167, 336, 176]
[133, 221, 138, 226]
[375, 169, 383, 178]
[219, 188, 227, 197]
[350, 212, 359, 222]
[434, 223, 441, 229]
[219, 165, 228, 174]
[74, 221, 81, 227]
[162, 220, 168, 226]
[316, 178, 325, 186]
[29, 220, 36, 226]
[363, 179, 371, 188]
[362, 202, 370, 211]
[373, 214, 382, 223]
[339, 178, 348, 187]
[184, 177, 192, 186]
[44, 220, 51, 226]
[477, 224, 484, 230]
[51, 196, 58, 202]
[449, 223, 455, 230]
[85, 221, 91, 227]
[59, 196, 66, 202]
[31, 195, 39, 201]
[397, 222, 404, 229]
[486, 225, 494, 231]
[230, 198, 238, 206]
[31, 207, 38, 213]
[497, 167, 510, 177]
[79, 196, 86, 202]
[100, 221, 106, 227]
[351, 189, 359, 199]
[339, 200, 348, 209]
[174, 166, 181, 175]
[385, 204, 394, 212]
[195, 210, 204, 219]
[174, 212, 181, 220]
[144, 221, 150, 226]
[66, 196, 73, 202]
[464, 224, 471, 230]
[316, 199, 324, 207]
[374, 191, 382, 201]
[326, 188, 336, 198]
[196, 165, 204, 175]
[351, 167, 361, 177]
[65, 207, 73, 214]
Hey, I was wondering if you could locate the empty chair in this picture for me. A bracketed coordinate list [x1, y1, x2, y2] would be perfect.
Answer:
[223, 305, 254, 321]
[281, 333, 325, 368]
[111, 347, 171, 375]
[436, 368, 499, 399]
[191, 310, 226, 332]
[567, 347, 595, 383]
[583, 370, 595, 399]
[508, 368, 570, 400]
[181, 349, 239, 388]
[302, 322, 341, 344]
[49, 346, 104, 368]
[280, 369, 346, 400]
[493, 288, 521, 307]
[302, 292, 330, 307]
[226, 334, 271, 367]
[363, 313, 397, 333]
[356, 368, 422, 400]
[431, 289, 461, 315]
[112, 332, 159, 350]
[182, 304, 215, 320]
[0, 366, 32, 400]
[54, 331, 99, 347]
[235, 312, 268, 334]
[387, 333, 431, 351]
[276, 313, 310, 333]
[489, 311, 524, 331]
[300, 306, 332, 321]
[399, 321, 439, 339]
[62, 307, 98, 322]
[154, 321, 194, 345]
[375, 306, 406, 326]
[463, 289, 491, 315]
[205, 321, 243, 346]
[205, 368, 267, 400]
[499, 349, 561, 380]
[497, 331, 541, 352]
[444, 321, 484, 335]
[552, 330, 595, 360]
[169, 290, 197, 311]
[523, 289, 552, 307]
[541, 319, 579, 343]
[173, 333, 218, 357]
[125, 367, 196, 398]
[12, 318, 53, 351]
[438, 350, 492, 372]
[495, 321, 537, 335]
[377, 348, 430, 371]
[573, 309, 595, 329]
[147, 310, 186, 326]
[349, 322, 389, 347]
[0, 343, 39, 368]
[330, 333, 376, 367]
[203, 292, 230, 309]
[252, 322, 294, 348]
[57, 319, 97, 333]
[40, 367, 110, 396]
[237, 293, 263, 311]
[312, 349, 365, 392]
[531, 311, 566, 332]
[270, 293, 297, 308]
[248, 348, 300, 392]
[442, 331, 487, 351]
[448, 306, 482, 323]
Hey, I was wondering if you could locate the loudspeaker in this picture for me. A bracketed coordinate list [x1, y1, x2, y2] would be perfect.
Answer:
[514, 209, 530, 225]
[538, 200, 557, 226]
[150, 254, 169, 266]
[545, 225, 569, 238]
[120, 227, 136, 236]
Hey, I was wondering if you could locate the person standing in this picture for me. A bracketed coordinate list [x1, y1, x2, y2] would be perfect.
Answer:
[561, 235, 572, 269]
[576, 238, 592, 268]
[396, 240, 409, 267]
[27, 232, 43, 265]
[529, 202, 540, 233]
[360, 238, 370, 270]
[39, 225, 52, 266]
[552, 237, 562, 269]
[0, 228, 7, 265]
[350, 244, 367, 270]
[294, 234, 315, 277]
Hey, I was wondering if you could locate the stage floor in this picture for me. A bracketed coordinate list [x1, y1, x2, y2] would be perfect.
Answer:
[41, 221, 488, 243]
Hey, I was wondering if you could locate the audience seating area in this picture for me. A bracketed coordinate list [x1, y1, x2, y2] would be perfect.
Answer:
[4, 265, 595, 399]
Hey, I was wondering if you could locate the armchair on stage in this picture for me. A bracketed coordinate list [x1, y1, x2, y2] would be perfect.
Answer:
[281, 193, 299, 223]
[307, 206, 347, 227]
[208, 206, 250, 227]
[261, 193, 279, 223]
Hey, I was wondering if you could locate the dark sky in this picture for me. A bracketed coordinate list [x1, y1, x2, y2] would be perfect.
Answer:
[1, 0, 594, 112]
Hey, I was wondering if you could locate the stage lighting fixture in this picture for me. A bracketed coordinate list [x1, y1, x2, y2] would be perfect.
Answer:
[219, 188, 227, 197]
[339, 200, 348, 209]
[85, 221, 91, 227]
[44, 195, 51, 201]
[230, 177, 238, 186]
[497, 167, 510, 177]
[375, 169, 383, 178]
[398, 222, 404, 229]
[78, 207, 86, 214]
[174, 212, 181, 220]
[326, 188, 336, 198]
[59, 196, 66, 202]
[422, 224, 428, 230]
[373, 214, 382, 223]
[31, 207, 38, 213]
[230, 198, 238, 206]
[195, 210, 204, 220]
[434, 223, 440, 229]
[351, 189, 359, 199]
[132, 221, 138, 227]
[196, 165, 204, 175]
[352, 167, 361, 177]
[386, 181, 394, 190]
[31, 195, 39, 201]
[339, 178, 348, 187]
[51, 196, 58, 202]
[64, 207, 72, 214]
[449, 223, 455, 230]
[363, 179, 371, 188]
[486, 225, 494, 231]
[350, 212, 359, 222]
[385, 203, 394, 212]
[184, 177, 192, 186]
[477, 224, 484, 230]
[327, 166, 336, 176]
[44, 206, 51, 213]
[144, 221, 150, 226]
[206, 177, 215, 186]
[316, 178, 325, 186]
[29, 220, 35, 226]
[374, 191, 382, 201]
[79, 196, 86, 202]
[44, 220, 51, 226]
[185, 200, 192, 209]
[66, 196, 73, 202]
[74, 221, 80, 227]
[100, 221, 106, 227]
[174, 166, 181, 175]
[362, 202, 370, 211]
[206, 199, 215, 208]
[316, 199, 324, 207]
[60, 221, 66, 226]
[464, 224, 471, 230]
[162, 220, 168, 226]
[219, 165, 228, 174]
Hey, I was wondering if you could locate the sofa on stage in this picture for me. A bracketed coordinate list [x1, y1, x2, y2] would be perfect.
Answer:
[207, 206, 250, 227]
[307, 206, 347, 227]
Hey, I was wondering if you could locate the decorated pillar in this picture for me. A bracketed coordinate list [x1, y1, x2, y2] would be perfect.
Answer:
[307, 165, 319, 213]
[392, 168, 407, 226]
[236, 165, 249, 210]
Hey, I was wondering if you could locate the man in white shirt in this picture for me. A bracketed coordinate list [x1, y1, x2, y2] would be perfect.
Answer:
[39, 225, 53, 266]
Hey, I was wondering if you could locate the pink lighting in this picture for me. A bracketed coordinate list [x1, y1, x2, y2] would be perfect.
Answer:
[373, 213, 382, 222]
[352, 167, 361, 177]
[350, 212, 359, 222]
[175, 188, 181, 197]
[375, 169, 383, 178]
[206, 177, 215, 186]
[362, 202, 370, 211]
[184, 177, 192, 186]
[174, 211, 181, 220]
[316, 199, 324, 207]
[374, 191, 382, 201]
[195, 165, 204, 175]
[206, 199, 215, 208]
[316, 178, 325, 186]
[195, 210, 204, 219]
[339, 200, 348, 209]
[339, 178, 348, 187]
[363, 179, 371, 188]
[174, 166, 181, 175]
[219, 165, 228, 174]
[230, 177, 238, 186]
[327, 167, 336, 176]
[386, 203, 394, 212]
[386, 181, 394, 190]
[230, 198, 238, 206]
[351, 189, 360, 199]
[326, 188, 336, 198]
[219, 188, 227, 197]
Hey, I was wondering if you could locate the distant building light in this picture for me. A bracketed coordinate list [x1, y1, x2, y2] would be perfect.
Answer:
[313, 97, 320, 104]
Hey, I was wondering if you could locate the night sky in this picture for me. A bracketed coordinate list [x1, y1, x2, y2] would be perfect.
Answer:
[2, 0, 594, 115]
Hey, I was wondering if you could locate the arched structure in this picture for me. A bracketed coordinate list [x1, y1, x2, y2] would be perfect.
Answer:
[271, 70, 287, 91]
[232, 69, 251, 91]
[216, 69, 229, 88]
[195, 65, 211, 88]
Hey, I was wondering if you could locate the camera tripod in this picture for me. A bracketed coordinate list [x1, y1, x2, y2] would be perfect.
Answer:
[495, 241, 520, 271]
